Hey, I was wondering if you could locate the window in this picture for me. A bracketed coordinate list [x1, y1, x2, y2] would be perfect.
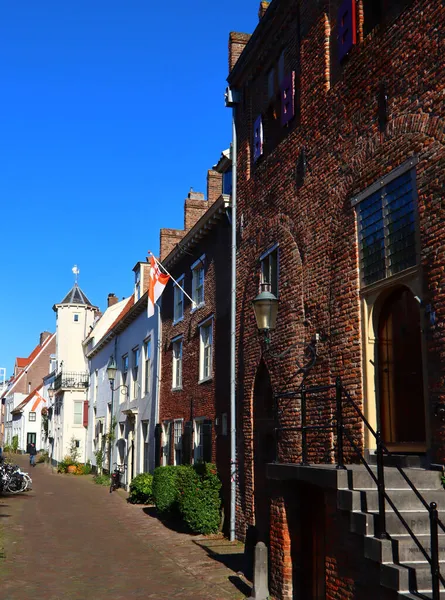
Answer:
[74, 402, 83, 425]
[199, 319, 213, 382]
[74, 314, 79, 322]
[223, 169, 232, 196]
[132, 347, 139, 399]
[193, 418, 204, 463]
[338, 0, 357, 62]
[222, 413, 228, 436]
[122, 355, 129, 385]
[174, 420, 183, 465]
[260, 245, 279, 297]
[172, 338, 183, 389]
[162, 421, 172, 466]
[191, 257, 205, 308]
[29, 411, 36, 422]
[144, 338, 151, 394]
[173, 276, 184, 322]
[142, 420, 150, 472]
[75, 439, 80, 448]
[253, 115, 264, 162]
[135, 269, 141, 301]
[353, 163, 418, 287]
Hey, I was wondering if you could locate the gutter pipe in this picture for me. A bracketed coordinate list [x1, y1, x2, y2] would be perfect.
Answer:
[226, 86, 240, 542]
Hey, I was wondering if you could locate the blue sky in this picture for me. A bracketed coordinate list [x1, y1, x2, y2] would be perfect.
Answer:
[0, 1, 258, 377]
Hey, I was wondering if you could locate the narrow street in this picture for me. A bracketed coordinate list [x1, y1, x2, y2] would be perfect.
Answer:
[0, 457, 246, 600]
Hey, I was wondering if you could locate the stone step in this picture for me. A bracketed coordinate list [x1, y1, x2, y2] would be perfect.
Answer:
[381, 561, 445, 593]
[351, 510, 445, 537]
[340, 466, 442, 491]
[391, 534, 445, 564]
[368, 453, 428, 469]
[339, 489, 445, 513]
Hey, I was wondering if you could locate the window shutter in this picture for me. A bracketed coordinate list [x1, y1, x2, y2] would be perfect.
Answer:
[83, 401, 88, 427]
[202, 419, 213, 463]
[338, 0, 356, 62]
[182, 421, 193, 465]
[280, 72, 295, 126]
[154, 424, 161, 467]
[253, 115, 263, 162]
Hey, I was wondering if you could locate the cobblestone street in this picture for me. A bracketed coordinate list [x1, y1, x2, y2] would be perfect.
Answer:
[0, 457, 247, 600]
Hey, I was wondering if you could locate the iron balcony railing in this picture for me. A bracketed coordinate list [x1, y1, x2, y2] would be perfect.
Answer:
[54, 371, 89, 391]
[274, 377, 445, 599]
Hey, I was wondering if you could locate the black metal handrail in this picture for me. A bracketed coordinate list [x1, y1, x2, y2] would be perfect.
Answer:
[274, 377, 445, 598]
[54, 371, 89, 391]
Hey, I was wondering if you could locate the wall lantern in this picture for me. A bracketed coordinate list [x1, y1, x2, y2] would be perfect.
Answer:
[106, 355, 118, 386]
[252, 284, 279, 344]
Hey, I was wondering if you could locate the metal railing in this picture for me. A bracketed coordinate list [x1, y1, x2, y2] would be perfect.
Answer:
[54, 371, 89, 391]
[274, 377, 445, 599]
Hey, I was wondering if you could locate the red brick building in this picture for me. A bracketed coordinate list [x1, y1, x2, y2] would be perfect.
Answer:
[157, 154, 233, 527]
[227, 0, 445, 598]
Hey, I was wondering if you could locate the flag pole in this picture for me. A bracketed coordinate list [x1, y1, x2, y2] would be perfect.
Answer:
[147, 251, 196, 307]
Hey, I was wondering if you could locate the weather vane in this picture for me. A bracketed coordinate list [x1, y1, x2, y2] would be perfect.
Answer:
[72, 265, 80, 284]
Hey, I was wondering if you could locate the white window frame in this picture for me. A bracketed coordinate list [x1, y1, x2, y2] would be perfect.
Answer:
[73, 401, 83, 426]
[193, 418, 205, 463]
[260, 243, 279, 298]
[173, 275, 185, 324]
[132, 347, 139, 399]
[29, 411, 36, 422]
[173, 419, 183, 465]
[172, 336, 183, 390]
[191, 255, 205, 310]
[144, 338, 151, 395]
[162, 421, 172, 466]
[199, 317, 213, 383]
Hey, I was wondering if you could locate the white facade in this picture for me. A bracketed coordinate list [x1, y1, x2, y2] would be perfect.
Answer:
[10, 387, 47, 452]
[50, 284, 97, 465]
[4, 393, 26, 448]
[85, 275, 160, 486]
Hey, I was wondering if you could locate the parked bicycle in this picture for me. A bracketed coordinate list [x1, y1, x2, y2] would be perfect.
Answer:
[109, 463, 126, 494]
[0, 462, 32, 494]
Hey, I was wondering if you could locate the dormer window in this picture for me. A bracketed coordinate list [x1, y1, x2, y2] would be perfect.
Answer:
[135, 269, 141, 301]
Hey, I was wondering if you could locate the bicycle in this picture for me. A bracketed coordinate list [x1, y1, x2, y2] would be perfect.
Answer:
[109, 463, 126, 494]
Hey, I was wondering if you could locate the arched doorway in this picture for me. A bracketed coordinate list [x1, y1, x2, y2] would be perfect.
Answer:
[253, 362, 275, 545]
[377, 287, 426, 448]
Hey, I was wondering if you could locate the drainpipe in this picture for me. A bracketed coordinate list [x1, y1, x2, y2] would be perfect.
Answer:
[226, 86, 240, 542]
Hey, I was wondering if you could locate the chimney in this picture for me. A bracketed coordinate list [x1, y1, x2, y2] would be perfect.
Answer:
[159, 228, 184, 261]
[39, 331, 52, 346]
[228, 32, 251, 73]
[258, 1, 269, 20]
[140, 262, 151, 294]
[207, 170, 223, 205]
[107, 293, 118, 307]
[184, 191, 207, 232]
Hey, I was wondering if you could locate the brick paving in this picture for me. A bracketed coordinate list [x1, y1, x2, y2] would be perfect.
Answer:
[0, 457, 248, 600]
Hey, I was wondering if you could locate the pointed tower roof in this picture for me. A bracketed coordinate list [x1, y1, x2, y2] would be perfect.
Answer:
[59, 283, 94, 307]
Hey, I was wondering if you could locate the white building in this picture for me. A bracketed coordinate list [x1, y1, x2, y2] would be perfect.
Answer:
[84, 262, 160, 485]
[10, 384, 47, 452]
[49, 283, 98, 464]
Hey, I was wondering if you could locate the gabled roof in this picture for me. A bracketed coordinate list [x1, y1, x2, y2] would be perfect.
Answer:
[85, 296, 135, 358]
[58, 283, 94, 307]
[12, 383, 45, 415]
[16, 357, 28, 368]
[1, 333, 55, 400]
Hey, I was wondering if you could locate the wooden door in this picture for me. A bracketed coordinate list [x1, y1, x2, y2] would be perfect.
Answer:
[300, 485, 326, 599]
[378, 287, 426, 446]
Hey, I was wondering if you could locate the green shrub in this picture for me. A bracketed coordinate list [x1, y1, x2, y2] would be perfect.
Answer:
[11, 436, 19, 453]
[152, 465, 184, 515]
[37, 450, 49, 464]
[93, 474, 110, 486]
[128, 473, 154, 504]
[81, 460, 92, 475]
[177, 463, 221, 534]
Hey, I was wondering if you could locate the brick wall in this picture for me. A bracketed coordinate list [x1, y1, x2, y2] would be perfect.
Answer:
[228, 0, 445, 596]
[207, 169, 223, 205]
[11, 336, 55, 396]
[159, 210, 232, 530]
